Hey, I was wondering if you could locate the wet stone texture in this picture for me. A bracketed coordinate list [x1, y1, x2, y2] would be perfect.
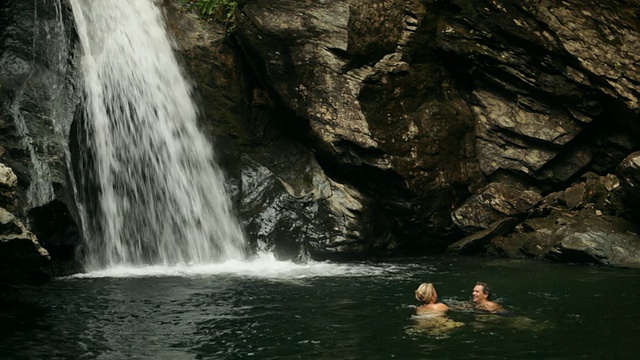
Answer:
[4, 0, 640, 280]
[224, 0, 640, 264]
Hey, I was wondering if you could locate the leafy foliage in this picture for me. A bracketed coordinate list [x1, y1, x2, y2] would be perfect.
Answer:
[179, 0, 237, 26]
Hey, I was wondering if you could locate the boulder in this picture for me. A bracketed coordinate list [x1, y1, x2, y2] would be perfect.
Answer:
[489, 209, 640, 267]
[452, 182, 542, 232]
[448, 217, 519, 254]
[0, 207, 51, 284]
[0, 163, 18, 208]
[617, 151, 640, 219]
[241, 157, 368, 259]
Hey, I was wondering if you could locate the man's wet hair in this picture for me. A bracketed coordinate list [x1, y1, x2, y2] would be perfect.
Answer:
[476, 281, 492, 299]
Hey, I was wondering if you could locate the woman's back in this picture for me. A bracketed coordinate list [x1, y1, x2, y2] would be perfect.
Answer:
[416, 302, 449, 315]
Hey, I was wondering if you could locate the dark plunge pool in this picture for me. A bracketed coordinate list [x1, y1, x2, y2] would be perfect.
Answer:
[2, 254, 638, 359]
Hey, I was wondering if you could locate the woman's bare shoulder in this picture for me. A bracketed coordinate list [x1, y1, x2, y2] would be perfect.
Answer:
[416, 303, 449, 314]
[433, 302, 449, 312]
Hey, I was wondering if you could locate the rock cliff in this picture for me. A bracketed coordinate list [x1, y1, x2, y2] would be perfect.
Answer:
[225, 0, 640, 264]
[0, 0, 81, 283]
[3, 0, 640, 284]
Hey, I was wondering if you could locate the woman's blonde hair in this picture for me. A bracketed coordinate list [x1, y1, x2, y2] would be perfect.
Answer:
[415, 282, 436, 303]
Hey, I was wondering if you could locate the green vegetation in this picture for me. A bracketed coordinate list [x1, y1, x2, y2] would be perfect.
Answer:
[179, 0, 237, 26]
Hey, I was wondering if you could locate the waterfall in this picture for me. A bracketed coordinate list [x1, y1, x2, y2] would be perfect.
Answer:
[69, 0, 247, 269]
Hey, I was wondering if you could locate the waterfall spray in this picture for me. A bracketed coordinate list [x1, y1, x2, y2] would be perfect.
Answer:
[69, 0, 246, 269]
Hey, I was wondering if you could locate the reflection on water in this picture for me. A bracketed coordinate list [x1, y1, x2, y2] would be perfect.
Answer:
[467, 313, 553, 332]
[1, 256, 640, 359]
[406, 313, 465, 338]
[406, 302, 550, 339]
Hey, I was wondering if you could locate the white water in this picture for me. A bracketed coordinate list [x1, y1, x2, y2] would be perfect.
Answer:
[68, 252, 410, 280]
[69, 0, 246, 269]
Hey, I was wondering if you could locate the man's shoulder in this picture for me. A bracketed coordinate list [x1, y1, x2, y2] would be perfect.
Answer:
[476, 301, 502, 312]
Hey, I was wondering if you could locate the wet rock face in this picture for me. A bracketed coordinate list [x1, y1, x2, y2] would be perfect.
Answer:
[166, 0, 444, 258]
[1, 163, 52, 284]
[28, 200, 82, 276]
[0, 0, 81, 282]
[1, 206, 51, 285]
[490, 209, 640, 268]
[1, 0, 79, 204]
[240, 155, 367, 260]
[233, 0, 484, 254]
[486, 173, 640, 266]
[452, 182, 542, 232]
[617, 152, 640, 218]
[227, 0, 640, 263]
[434, 0, 640, 186]
[5, 0, 640, 270]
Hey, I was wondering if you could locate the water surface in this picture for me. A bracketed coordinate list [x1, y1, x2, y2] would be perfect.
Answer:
[2, 255, 638, 359]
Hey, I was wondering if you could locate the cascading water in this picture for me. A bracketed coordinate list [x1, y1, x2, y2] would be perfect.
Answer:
[69, 0, 247, 269]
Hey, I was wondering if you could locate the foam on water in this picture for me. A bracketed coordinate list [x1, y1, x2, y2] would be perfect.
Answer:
[67, 252, 408, 280]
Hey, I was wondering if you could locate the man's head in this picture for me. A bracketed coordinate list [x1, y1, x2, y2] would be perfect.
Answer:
[472, 282, 491, 304]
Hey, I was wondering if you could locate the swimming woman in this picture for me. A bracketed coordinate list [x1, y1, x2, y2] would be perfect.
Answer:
[415, 282, 449, 314]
